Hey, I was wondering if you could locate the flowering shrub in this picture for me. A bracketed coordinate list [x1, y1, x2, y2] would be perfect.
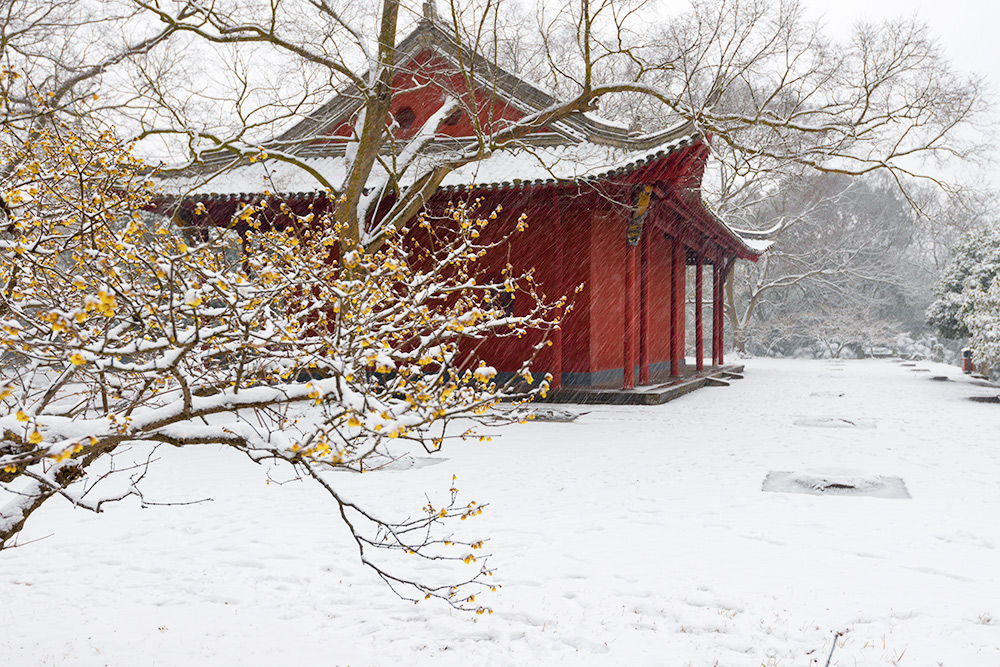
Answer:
[0, 92, 561, 609]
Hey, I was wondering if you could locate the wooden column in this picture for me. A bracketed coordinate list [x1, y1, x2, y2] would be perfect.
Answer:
[712, 263, 722, 366]
[624, 242, 637, 389]
[639, 230, 650, 385]
[671, 237, 686, 375]
[695, 251, 704, 371]
[669, 237, 679, 377]
[551, 190, 563, 390]
[711, 263, 718, 366]
[719, 260, 729, 366]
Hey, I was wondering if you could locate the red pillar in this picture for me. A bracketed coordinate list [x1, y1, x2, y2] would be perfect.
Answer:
[639, 231, 649, 385]
[719, 261, 728, 366]
[551, 191, 563, 390]
[671, 238, 686, 376]
[695, 251, 704, 371]
[712, 263, 720, 366]
[669, 238, 679, 377]
[624, 243, 637, 389]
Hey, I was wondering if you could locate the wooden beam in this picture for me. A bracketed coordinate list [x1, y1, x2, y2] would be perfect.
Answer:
[695, 250, 704, 371]
[624, 242, 637, 389]
[639, 228, 649, 385]
[655, 194, 743, 258]
[712, 264, 722, 366]
[669, 236, 679, 376]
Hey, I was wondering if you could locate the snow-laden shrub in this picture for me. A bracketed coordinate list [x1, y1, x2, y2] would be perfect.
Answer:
[965, 276, 1000, 373]
[892, 332, 958, 363]
[927, 222, 1000, 339]
[926, 221, 1000, 373]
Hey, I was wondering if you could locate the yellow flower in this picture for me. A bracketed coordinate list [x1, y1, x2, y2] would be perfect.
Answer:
[16, 410, 29, 422]
[70, 353, 87, 366]
[28, 431, 43, 444]
[347, 416, 362, 428]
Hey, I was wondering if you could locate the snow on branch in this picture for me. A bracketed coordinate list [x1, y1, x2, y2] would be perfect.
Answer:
[0, 92, 564, 611]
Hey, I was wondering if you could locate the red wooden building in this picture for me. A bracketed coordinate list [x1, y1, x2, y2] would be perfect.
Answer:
[163, 8, 765, 396]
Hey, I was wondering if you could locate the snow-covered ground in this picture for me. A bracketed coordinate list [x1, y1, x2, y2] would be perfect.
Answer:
[3, 359, 1000, 666]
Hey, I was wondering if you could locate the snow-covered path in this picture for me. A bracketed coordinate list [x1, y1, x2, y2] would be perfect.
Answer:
[3, 359, 999, 666]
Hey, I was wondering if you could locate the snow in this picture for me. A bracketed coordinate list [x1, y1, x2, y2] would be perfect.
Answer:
[742, 237, 775, 253]
[3, 358, 1000, 665]
[160, 132, 698, 197]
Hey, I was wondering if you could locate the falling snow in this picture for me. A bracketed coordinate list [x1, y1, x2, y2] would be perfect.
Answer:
[3, 358, 1000, 666]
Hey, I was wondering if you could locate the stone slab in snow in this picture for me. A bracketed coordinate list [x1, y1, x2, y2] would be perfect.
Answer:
[763, 470, 911, 499]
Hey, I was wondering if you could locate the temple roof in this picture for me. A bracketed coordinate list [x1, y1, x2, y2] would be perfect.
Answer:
[162, 121, 703, 197]
[161, 10, 706, 194]
[270, 13, 688, 153]
[156, 10, 764, 259]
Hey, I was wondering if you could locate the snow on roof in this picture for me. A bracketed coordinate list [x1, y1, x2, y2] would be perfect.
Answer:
[440, 134, 697, 190]
[161, 128, 702, 198]
[722, 223, 776, 256]
[741, 237, 775, 254]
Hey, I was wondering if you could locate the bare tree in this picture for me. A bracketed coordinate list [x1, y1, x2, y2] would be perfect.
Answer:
[0, 0, 178, 144]
[119, 0, 688, 251]
[606, 0, 989, 352]
[642, 0, 987, 198]
[725, 172, 926, 354]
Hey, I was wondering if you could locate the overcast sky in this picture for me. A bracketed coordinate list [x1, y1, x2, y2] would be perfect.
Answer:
[804, 0, 998, 186]
[809, 0, 999, 83]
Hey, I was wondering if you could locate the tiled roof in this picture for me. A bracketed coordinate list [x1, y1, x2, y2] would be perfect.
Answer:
[154, 16, 766, 259]
[161, 122, 702, 198]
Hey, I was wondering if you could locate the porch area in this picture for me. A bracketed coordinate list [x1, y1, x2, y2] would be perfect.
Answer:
[544, 363, 746, 405]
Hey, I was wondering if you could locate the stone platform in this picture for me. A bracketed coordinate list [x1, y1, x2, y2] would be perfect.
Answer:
[543, 364, 746, 405]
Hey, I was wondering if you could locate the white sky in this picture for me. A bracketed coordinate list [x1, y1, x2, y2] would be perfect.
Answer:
[805, 0, 999, 187]
[807, 0, 1000, 82]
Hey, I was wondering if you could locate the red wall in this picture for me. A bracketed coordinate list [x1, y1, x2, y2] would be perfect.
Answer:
[455, 193, 679, 385]
[404, 187, 701, 386]
[559, 199, 592, 375]
[587, 207, 626, 378]
[321, 50, 540, 145]
[646, 230, 673, 367]
[433, 191, 570, 379]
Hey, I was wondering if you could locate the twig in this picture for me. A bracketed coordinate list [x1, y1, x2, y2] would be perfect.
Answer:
[825, 631, 842, 667]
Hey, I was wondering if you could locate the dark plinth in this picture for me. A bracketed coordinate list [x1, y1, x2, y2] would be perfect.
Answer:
[543, 364, 745, 405]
